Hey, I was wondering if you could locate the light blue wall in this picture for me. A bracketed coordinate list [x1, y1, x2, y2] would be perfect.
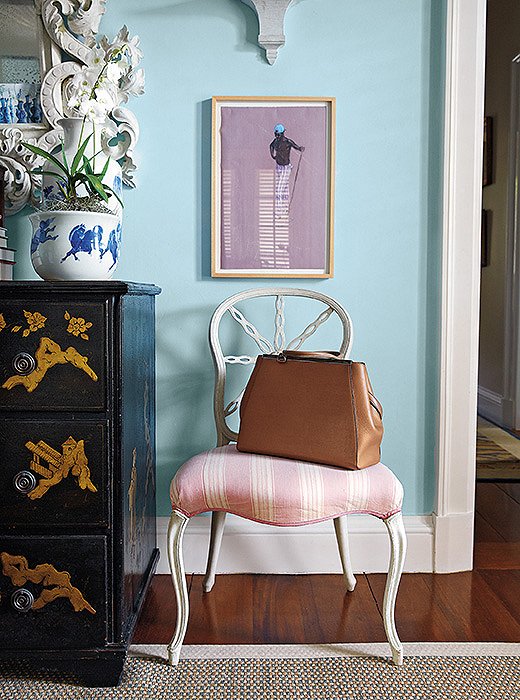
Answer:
[8, 0, 445, 516]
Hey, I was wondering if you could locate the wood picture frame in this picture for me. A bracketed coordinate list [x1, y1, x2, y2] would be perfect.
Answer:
[483, 116, 493, 187]
[481, 208, 489, 267]
[211, 96, 335, 278]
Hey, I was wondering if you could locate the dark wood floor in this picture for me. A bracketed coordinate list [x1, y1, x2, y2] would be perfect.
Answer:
[132, 481, 520, 644]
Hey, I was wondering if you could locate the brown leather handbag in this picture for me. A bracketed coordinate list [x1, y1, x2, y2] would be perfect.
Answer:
[237, 351, 383, 470]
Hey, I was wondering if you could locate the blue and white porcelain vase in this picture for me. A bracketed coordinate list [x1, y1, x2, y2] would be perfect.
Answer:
[29, 210, 121, 281]
[42, 117, 123, 221]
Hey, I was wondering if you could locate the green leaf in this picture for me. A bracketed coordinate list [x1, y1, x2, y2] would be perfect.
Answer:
[60, 141, 69, 171]
[77, 149, 103, 173]
[21, 142, 69, 177]
[30, 169, 65, 178]
[56, 180, 68, 199]
[81, 156, 94, 176]
[86, 174, 109, 202]
[99, 157, 110, 179]
[70, 133, 93, 175]
[103, 184, 124, 208]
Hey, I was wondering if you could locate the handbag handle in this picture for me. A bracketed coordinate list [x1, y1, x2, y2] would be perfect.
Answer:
[275, 350, 341, 362]
[275, 350, 384, 419]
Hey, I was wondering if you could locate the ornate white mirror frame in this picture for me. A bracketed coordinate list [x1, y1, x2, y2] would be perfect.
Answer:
[0, 0, 141, 216]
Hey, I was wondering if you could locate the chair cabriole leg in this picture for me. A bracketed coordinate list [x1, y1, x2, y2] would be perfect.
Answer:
[333, 515, 356, 591]
[203, 510, 227, 592]
[382, 511, 407, 665]
[167, 510, 190, 665]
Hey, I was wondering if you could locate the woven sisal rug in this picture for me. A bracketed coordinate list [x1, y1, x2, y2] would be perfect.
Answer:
[476, 431, 520, 480]
[0, 643, 519, 699]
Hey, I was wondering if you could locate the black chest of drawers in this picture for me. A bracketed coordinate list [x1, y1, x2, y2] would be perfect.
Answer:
[0, 281, 160, 687]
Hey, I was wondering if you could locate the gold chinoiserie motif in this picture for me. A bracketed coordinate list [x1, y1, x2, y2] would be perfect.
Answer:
[10, 311, 47, 337]
[128, 448, 137, 555]
[64, 311, 93, 340]
[0, 552, 96, 614]
[24, 437, 98, 500]
[2, 337, 98, 392]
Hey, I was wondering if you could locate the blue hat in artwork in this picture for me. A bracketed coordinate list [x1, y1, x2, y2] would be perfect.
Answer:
[274, 123, 285, 134]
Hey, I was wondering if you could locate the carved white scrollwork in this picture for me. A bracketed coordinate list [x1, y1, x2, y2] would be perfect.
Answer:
[104, 107, 140, 188]
[0, 126, 62, 214]
[0, 156, 33, 215]
[40, 62, 83, 130]
[39, 0, 100, 67]
[1, 0, 143, 215]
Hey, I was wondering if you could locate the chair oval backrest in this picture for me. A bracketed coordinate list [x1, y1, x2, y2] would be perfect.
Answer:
[209, 288, 353, 446]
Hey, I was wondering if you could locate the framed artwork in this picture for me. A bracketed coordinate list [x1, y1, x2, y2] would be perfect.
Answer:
[211, 96, 335, 278]
[483, 116, 493, 187]
[481, 209, 489, 267]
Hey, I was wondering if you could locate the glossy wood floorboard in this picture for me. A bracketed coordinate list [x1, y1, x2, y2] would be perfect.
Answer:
[132, 481, 520, 644]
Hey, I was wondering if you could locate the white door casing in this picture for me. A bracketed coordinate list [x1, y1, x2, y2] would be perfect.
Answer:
[505, 58, 520, 431]
[434, 0, 487, 572]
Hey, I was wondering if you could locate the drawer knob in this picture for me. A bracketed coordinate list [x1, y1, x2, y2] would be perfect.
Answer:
[13, 471, 37, 494]
[11, 588, 34, 613]
[12, 352, 36, 376]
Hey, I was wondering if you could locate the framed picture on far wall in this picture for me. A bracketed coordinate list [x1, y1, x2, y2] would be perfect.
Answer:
[211, 96, 335, 278]
[483, 116, 493, 186]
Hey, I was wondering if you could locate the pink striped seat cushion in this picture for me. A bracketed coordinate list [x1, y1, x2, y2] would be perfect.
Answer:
[170, 445, 403, 525]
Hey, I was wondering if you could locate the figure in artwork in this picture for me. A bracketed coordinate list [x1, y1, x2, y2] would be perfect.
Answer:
[99, 223, 121, 269]
[30, 218, 57, 255]
[25, 436, 98, 500]
[269, 124, 305, 218]
[61, 224, 103, 262]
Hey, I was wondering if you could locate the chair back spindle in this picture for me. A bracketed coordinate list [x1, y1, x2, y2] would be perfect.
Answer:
[209, 288, 353, 446]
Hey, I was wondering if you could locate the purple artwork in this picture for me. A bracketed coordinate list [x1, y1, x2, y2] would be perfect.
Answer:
[212, 99, 334, 277]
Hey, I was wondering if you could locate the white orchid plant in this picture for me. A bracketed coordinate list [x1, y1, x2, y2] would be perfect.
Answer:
[66, 26, 145, 124]
[22, 26, 144, 212]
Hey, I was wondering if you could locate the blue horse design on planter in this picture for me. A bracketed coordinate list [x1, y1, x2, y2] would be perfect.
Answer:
[112, 175, 122, 195]
[100, 223, 122, 270]
[61, 223, 103, 263]
[31, 218, 57, 254]
[43, 180, 66, 203]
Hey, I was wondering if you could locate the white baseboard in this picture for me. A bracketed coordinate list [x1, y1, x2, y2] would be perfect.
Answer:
[477, 385, 505, 426]
[433, 510, 474, 573]
[155, 513, 434, 575]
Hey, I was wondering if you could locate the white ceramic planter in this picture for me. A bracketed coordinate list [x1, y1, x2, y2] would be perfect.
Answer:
[29, 210, 121, 281]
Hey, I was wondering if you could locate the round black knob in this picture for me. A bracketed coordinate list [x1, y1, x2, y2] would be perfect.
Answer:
[13, 471, 37, 494]
[12, 353, 36, 375]
[11, 588, 34, 613]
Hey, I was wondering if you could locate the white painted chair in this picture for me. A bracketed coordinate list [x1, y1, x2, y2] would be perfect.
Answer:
[167, 288, 407, 665]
